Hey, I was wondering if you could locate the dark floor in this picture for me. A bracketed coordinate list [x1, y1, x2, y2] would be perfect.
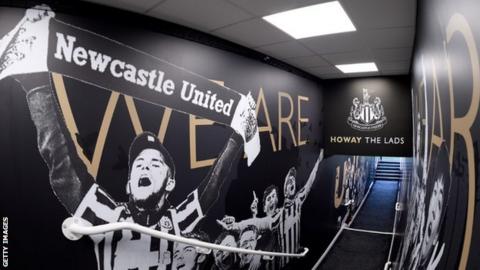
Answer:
[319, 230, 391, 270]
[351, 180, 398, 232]
[318, 179, 399, 270]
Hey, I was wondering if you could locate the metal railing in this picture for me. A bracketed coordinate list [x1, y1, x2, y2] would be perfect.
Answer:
[62, 217, 309, 257]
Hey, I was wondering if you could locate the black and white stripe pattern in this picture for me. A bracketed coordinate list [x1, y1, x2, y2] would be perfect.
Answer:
[73, 185, 203, 270]
[279, 196, 304, 267]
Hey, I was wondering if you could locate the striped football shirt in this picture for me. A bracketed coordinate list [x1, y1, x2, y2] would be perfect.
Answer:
[74, 184, 203, 270]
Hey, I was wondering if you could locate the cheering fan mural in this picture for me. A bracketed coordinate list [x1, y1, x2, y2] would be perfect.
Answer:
[0, 4, 376, 270]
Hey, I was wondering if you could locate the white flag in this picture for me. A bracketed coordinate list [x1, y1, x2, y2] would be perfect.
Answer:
[230, 92, 261, 166]
[0, 8, 53, 81]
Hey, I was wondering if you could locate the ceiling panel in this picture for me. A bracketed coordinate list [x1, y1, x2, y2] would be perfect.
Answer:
[282, 55, 331, 68]
[301, 32, 366, 54]
[225, 0, 328, 16]
[321, 50, 376, 65]
[212, 18, 292, 47]
[343, 0, 416, 29]
[346, 72, 381, 78]
[147, 0, 253, 31]
[255, 41, 314, 59]
[374, 47, 413, 62]
[85, 0, 161, 13]
[363, 27, 415, 49]
[319, 73, 348, 79]
[83, 0, 417, 79]
[307, 65, 340, 75]
[382, 70, 410, 75]
[377, 61, 410, 71]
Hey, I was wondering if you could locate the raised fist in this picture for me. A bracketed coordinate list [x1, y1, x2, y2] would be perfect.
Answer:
[216, 215, 236, 231]
[0, 5, 54, 81]
[241, 93, 258, 142]
[25, 5, 55, 22]
[250, 191, 258, 218]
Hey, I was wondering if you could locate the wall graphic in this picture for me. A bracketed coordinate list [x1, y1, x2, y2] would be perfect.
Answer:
[347, 88, 387, 132]
[395, 0, 480, 268]
[324, 77, 412, 157]
[0, 5, 376, 270]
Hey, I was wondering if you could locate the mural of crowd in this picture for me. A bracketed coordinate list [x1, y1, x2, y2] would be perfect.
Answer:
[0, 6, 326, 270]
[333, 155, 373, 223]
[0, 5, 380, 270]
[172, 150, 322, 270]
[396, 50, 464, 269]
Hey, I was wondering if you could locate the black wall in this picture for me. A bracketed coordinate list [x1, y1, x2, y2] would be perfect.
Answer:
[395, 0, 480, 269]
[0, 4, 377, 270]
[324, 76, 412, 157]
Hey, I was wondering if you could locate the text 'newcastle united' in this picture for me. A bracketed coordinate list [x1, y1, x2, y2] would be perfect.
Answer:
[54, 32, 234, 116]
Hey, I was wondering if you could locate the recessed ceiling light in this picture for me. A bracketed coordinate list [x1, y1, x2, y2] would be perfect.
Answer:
[262, 1, 356, 39]
[336, 62, 379, 73]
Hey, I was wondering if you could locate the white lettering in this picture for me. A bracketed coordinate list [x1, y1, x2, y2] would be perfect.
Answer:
[154, 71, 165, 92]
[2, 217, 7, 267]
[209, 94, 217, 110]
[52, 33, 237, 118]
[72, 47, 88, 66]
[163, 80, 175, 95]
[136, 69, 149, 86]
[110, 59, 125, 78]
[124, 64, 137, 83]
[54, 33, 76, 62]
[223, 99, 234, 116]
[181, 81, 195, 101]
[192, 90, 204, 105]
[88, 50, 112, 72]
[215, 99, 224, 112]
[148, 70, 157, 89]
[329, 136, 363, 144]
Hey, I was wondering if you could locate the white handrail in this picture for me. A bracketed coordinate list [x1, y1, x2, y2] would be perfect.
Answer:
[62, 217, 309, 258]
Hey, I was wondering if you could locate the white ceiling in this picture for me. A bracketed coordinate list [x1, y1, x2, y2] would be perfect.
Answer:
[84, 0, 416, 79]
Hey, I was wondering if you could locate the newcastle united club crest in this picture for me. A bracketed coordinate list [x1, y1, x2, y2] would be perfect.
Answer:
[347, 88, 387, 131]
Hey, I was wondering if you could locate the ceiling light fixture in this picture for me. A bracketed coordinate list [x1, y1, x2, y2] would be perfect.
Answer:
[336, 62, 379, 73]
[262, 1, 356, 39]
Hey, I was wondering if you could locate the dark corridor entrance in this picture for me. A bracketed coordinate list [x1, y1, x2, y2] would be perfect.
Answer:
[315, 159, 403, 270]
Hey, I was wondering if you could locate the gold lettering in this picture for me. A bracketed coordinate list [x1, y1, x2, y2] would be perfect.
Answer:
[158, 108, 172, 143]
[428, 59, 445, 173]
[255, 88, 277, 152]
[124, 95, 143, 135]
[189, 115, 215, 169]
[52, 73, 119, 179]
[445, 13, 480, 270]
[124, 95, 173, 143]
[297, 95, 309, 146]
[278, 92, 297, 151]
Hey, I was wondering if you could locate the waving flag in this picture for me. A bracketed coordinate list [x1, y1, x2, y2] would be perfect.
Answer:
[0, 7, 260, 165]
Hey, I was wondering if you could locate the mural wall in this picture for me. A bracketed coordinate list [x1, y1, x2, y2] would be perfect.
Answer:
[395, 0, 480, 269]
[0, 5, 376, 270]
